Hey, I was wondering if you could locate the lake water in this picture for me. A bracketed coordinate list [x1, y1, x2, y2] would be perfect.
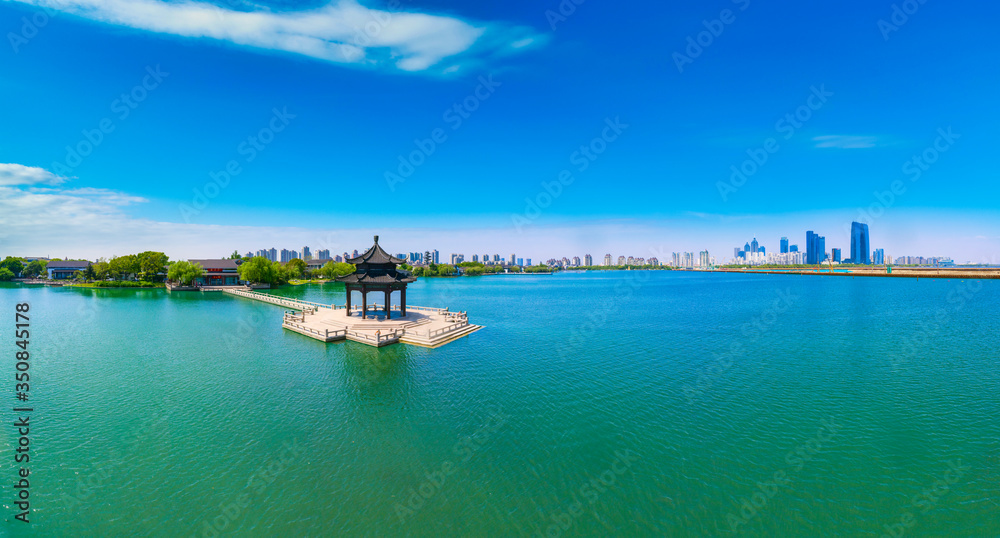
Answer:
[1, 272, 997, 536]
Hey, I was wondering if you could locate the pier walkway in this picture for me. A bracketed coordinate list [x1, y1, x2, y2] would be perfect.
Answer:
[222, 288, 482, 348]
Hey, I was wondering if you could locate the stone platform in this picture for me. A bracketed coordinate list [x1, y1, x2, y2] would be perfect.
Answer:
[223, 289, 482, 348]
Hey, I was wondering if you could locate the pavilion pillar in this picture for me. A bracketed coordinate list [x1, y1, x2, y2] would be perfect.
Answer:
[362, 286, 368, 320]
[384, 289, 391, 319]
[401, 287, 406, 317]
[346, 287, 352, 316]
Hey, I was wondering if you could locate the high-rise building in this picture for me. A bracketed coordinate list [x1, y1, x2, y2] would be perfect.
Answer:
[604, 254, 613, 266]
[750, 238, 759, 254]
[517, 258, 524, 266]
[432, 250, 440, 264]
[807, 232, 827, 264]
[472, 254, 479, 262]
[759, 247, 766, 255]
[584, 254, 593, 266]
[699, 251, 710, 267]
[618, 256, 626, 265]
[780, 237, 789, 254]
[572, 256, 581, 266]
[493, 254, 500, 263]
[280, 249, 294, 263]
[832, 248, 842, 263]
[526, 259, 532, 266]
[850, 221, 871, 265]
[301, 246, 311, 261]
[789, 245, 799, 253]
[317, 249, 331, 260]
[509, 254, 516, 265]
[873, 249, 885, 265]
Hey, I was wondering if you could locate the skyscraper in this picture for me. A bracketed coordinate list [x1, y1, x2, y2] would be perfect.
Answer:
[780, 237, 789, 254]
[850, 221, 871, 265]
[301, 246, 311, 261]
[584, 254, 593, 266]
[750, 238, 759, 254]
[873, 249, 885, 265]
[807, 232, 826, 264]
[832, 248, 842, 263]
[604, 254, 612, 266]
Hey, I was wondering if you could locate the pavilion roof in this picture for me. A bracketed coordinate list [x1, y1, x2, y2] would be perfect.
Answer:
[345, 235, 406, 265]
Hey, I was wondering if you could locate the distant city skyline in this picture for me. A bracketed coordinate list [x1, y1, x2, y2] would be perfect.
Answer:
[2, 1, 998, 266]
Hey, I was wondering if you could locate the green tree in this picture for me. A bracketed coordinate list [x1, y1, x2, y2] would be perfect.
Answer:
[92, 259, 110, 280]
[82, 263, 97, 282]
[168, 261, 204, 285]
[319, 261, 355, 279]
[228, 250, 242, 260]
[464, 266, 484, 276]
[286, 258, 307, 279]
[437, 265, 456, 276]
[137, 251, 169, 281]
[272, 261, 290, 285]
[23, 259, 47, 278]
[237, 257, 276, 284]
[1, 257, 25, 277]
[108, 254, 140, 281]
[0, 267, 14, 281]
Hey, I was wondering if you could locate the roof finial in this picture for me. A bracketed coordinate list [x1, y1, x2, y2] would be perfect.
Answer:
[374, 235, 379, 244]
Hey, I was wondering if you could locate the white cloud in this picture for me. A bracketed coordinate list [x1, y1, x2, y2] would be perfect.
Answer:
[10, 0, 541, 73]
[813, 135, 880, 149]
[0, 163, 70, 186]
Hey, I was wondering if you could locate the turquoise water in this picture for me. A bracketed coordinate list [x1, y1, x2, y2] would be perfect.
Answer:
[1, 272, 998, 536]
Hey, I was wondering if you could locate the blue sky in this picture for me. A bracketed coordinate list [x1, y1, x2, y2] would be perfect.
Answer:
[1, 0, 998, 263]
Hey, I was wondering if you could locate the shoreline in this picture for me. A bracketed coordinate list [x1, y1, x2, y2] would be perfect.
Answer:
[716, 267, 1000, 280]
